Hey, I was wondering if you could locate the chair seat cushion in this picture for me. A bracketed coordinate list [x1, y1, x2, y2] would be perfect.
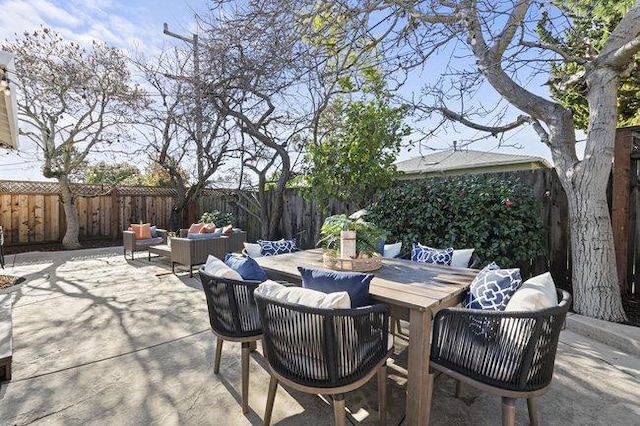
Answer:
[505, 272, 557, 311]
[256, 280, 351, 309]
[224, 253, 268, 281]
[135, 236, 164, 247]
[298, 267, 373, 308]
[204, 255, 243, 280]
[411, 243, 453, 265]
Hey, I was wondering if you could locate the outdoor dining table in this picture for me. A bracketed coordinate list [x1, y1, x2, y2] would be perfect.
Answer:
[253, 248, 478, 425]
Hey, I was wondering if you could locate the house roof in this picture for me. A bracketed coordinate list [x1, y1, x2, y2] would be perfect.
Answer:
[0, 51, 19, 150]
[395, 149, 552, 176]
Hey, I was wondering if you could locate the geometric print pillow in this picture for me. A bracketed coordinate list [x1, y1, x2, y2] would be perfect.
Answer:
[464, 263, 522, 311]
[411, 243, 454, 266]
[257, 239, 298, 256]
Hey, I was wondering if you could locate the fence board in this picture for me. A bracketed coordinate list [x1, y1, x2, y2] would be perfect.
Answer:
[33, 195, 44, 242]
[1, 195, 11, 243]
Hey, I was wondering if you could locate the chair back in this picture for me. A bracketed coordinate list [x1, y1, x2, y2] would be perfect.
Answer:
[198, 268, 262, 339]
[431, 289, 571, 392]
[254, 292, 390, 389]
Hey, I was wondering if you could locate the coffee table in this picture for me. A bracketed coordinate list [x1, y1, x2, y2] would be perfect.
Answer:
[148, 244, 171, 263]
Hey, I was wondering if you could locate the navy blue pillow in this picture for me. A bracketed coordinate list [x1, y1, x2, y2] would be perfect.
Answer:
[258, 239, 298, 256]
[411, 243, 454, 265]
[298, 267, 374, 308]
[464, 262, 522, 310]
[224, 253, 268, 281]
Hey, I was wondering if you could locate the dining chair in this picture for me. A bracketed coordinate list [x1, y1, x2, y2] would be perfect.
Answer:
[198, 268, 263, 414]
[254, 290, 393, 426]
[427, 289, 571, 426]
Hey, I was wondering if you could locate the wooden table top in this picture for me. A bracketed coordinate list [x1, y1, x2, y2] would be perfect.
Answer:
[254, 249, 479, 312]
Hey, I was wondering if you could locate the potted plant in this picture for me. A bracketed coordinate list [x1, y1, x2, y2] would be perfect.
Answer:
[317, 214, 386, 271]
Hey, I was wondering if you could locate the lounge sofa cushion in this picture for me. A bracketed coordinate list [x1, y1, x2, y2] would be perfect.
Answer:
[222, 225, 234, 234]
[225, 253, 268, 281]
[298, 267, 373, 308]
[200, 223, 216, 233]
[134, 236, 164, 247]
[187, 231, 222, 240]
[188, 223, 204, 234]
[204, 255, 243, 280]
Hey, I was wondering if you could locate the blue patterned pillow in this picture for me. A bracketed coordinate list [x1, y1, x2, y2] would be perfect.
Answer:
[411, 243, 453, 265]
[464, 263, 522, 310]
[298, 267, 373, 308]
[257, 239, 298, 256]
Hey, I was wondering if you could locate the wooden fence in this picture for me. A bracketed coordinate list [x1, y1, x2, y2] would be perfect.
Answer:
[5, 164, 640, 294]
[0, 181, 239, 245]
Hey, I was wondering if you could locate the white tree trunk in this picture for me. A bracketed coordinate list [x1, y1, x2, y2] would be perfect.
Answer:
[59, 176, 82, 249]
[564, 174, 627, 321]
[553, 67, 627, 322]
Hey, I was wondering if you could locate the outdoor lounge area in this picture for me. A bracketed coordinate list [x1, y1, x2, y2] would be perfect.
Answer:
[0, 247, 639, 425]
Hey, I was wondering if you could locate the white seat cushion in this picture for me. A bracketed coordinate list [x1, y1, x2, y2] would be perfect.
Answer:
[256, 280, 351, 309]
[451, 249, 474, 268]
[204, 255, 243, 280]
[505, 272, 557, 311]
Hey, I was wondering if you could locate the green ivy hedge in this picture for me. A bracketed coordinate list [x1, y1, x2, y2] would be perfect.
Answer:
[366, 174, 545, 267]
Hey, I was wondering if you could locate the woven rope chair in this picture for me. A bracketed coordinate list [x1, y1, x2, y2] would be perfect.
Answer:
[198, 268, 263, 414]
[254, 292, 393, 426]
[428, 289, 571, 426]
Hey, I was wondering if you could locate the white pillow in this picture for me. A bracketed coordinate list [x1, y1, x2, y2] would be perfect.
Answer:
[204, 255, 243, 280]
[383, 242, 402, 258]
[243, 242, 263, 258]
[255, 280, 351, 309]
[505, 272, 557, 311]
[451, 248, 474, 268]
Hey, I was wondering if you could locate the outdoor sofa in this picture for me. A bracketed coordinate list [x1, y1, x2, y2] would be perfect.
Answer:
[170, 229, 247, 277]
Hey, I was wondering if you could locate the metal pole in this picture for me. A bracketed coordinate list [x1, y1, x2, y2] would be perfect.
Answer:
[162, 23, 203, 153]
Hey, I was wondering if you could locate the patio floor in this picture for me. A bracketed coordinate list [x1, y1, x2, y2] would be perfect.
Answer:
[0, 247, 639, 425]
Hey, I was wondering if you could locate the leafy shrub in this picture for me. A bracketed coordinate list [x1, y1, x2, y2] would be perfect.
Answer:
[317, 214, 387, 257]
[366, 174, 544, 267]
[200, 210, 235, 226]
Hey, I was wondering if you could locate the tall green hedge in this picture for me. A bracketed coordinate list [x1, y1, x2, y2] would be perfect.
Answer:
[366, 174, 545, 267]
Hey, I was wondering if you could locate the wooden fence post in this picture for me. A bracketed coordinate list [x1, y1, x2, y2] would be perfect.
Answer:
[612, 126, 637, 295]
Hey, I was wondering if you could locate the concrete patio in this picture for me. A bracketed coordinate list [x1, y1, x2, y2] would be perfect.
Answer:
[0, 247, 639, 425]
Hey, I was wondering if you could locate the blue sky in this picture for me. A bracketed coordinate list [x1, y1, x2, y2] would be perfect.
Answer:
[0, 0, 566, 181]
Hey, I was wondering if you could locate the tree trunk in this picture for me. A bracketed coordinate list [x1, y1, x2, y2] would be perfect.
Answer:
[59, 176, 82, 249]
[564, 174, 627, 321]
[553, 66, 627, 322]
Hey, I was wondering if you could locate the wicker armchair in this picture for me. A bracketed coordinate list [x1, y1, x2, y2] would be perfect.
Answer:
[198, 268, 263, 414]
[428, 289, 571, 426]
[122, 228, 167, 260]
[254, 292, 393, 426]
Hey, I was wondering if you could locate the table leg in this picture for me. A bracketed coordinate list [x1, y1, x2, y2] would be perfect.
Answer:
[406, 308, 432, 426]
